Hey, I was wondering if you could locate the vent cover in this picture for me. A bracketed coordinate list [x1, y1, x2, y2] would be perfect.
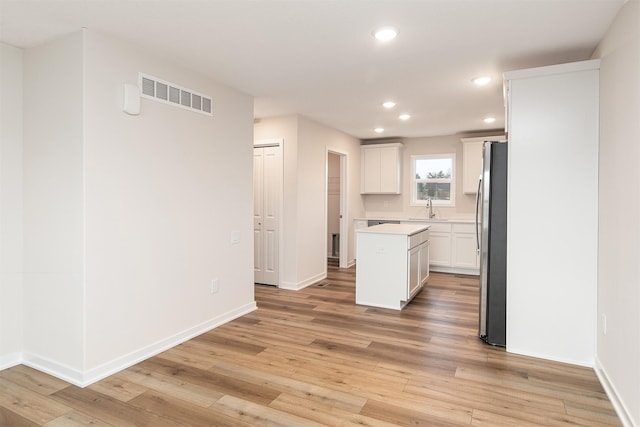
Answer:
[139, 73, 213, 116]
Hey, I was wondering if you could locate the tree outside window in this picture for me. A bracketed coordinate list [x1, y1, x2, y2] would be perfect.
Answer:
[411, 154, 455, 206]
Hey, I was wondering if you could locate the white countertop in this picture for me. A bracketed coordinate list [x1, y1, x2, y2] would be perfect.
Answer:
[355, 217, 474, 224]
[356, 223, 430, 236]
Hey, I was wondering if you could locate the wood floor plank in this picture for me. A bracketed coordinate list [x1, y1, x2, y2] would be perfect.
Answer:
[269, 393, 397, 427]
[0, 379, 72, 425]
[0, 405, 41, 427]
[137, 356, 281, 406]
[0, 365, 69, 396]
[209, 394, 326, 427]
[87, 375, 148, 402]
[361, 399, 472, 427]
[113, 365, 224, 407]
[42, 410, 114, 427]
[50, 386, 183, 427]
[207, 359, 368, 413]
[127, 389, 246, 427]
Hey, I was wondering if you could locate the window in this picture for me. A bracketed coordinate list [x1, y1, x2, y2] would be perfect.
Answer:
[411, 154, 456, 206]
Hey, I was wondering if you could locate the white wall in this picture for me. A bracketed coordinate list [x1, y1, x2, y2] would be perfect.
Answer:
[254, 115, 299, 287]
[11, 29, 255, 385]
[506, 62, 599, 367]
[254, 115, 363, 287]
[22, 32, 85, 373]
[81, 30, 255, 376]
[0, 43, 24, 368]
[593, 1, 640, 425]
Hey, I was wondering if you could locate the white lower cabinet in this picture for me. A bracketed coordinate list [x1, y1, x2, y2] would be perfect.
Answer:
[451, 223, 479, 269]
[402, 220, 479, 275]
[425, 223, 452, 266]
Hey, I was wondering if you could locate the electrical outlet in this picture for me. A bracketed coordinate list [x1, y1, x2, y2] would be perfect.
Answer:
[231, 231, 240, 244]
[211, 278, 219, 294]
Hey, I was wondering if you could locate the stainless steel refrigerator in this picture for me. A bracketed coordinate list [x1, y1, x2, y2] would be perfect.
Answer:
[475, 141, 507, 346]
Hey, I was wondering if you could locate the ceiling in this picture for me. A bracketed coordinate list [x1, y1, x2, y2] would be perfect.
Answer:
[0, 0, 625, 139]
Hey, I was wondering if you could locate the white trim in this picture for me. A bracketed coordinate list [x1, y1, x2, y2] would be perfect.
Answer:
[430, 265, 479, 276]
[595, 356, 636, 427]
[22, 302, 256, 387]
[0, 352, 23, 371]
[279, 271, 326, 291]
[460, 135, 506, 143]
[410, 153, 456, 207]
[505, 347, 594, 368]
[504, 59, 600, 81]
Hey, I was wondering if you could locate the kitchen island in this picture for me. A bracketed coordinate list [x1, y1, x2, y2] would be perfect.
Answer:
[356, 223, 430, 310]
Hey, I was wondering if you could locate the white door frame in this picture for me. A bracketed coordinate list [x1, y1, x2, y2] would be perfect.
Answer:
[254, 138, 283, 286]
[326, 148, 348, 269]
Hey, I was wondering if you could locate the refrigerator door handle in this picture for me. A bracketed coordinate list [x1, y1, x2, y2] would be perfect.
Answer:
[475, 176, 482, 253]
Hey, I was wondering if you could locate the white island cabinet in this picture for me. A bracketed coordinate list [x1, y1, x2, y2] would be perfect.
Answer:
[356, 223, 430, 310]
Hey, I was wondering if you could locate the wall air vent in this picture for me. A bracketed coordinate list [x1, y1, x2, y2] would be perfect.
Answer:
[138, 73, 213, 117]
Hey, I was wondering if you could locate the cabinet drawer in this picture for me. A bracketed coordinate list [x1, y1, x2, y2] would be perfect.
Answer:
[428, 223, 451, 233]
[453, 223, 476, 233]
[409, 229, 429, 249]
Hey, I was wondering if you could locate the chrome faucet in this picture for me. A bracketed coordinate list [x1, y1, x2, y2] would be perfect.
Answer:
[427, 198, 436, 219]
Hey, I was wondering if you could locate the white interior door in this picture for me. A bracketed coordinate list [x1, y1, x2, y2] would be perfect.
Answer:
[254, 145, 280, 285]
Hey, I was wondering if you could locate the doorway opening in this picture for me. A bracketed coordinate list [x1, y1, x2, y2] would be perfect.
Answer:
[327, 149, 348, 270]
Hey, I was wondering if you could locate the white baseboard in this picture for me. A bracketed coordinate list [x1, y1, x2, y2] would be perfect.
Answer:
[505, 346, 594, 368]
[279, 271, 327, 291]
[22, 301, 257, 387]
[0, 352, 23, 371]
[595, 356, 636, 427]
[430, 266, 479, 276]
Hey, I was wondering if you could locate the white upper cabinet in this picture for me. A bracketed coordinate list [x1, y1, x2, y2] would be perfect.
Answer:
[461, 135, 505, 194]
[361, 143, 402, 194]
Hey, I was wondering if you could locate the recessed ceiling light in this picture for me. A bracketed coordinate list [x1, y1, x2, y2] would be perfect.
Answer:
[382, 101, 396, 109]
[373, 27, 398, 42]
[483, 117, 496, 124]
[374, 127, 385, 133]
[473, 76, 492, 86]
[399, 114, 411, 121]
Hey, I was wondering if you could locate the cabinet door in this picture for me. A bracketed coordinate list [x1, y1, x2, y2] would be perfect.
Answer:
[429, 232, 451, 266]
[362, 148, 381, 193]
[408, 246, 421, 299]
[452, 232, 478, 269]
[379, 146, 400, 193]
[420, 241, 430, 285]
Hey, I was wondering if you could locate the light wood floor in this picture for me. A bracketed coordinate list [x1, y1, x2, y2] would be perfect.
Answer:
[0, 261, 620, 426]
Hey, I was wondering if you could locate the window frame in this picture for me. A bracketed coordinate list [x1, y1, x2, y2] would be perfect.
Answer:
[410, 153, 456, 207]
